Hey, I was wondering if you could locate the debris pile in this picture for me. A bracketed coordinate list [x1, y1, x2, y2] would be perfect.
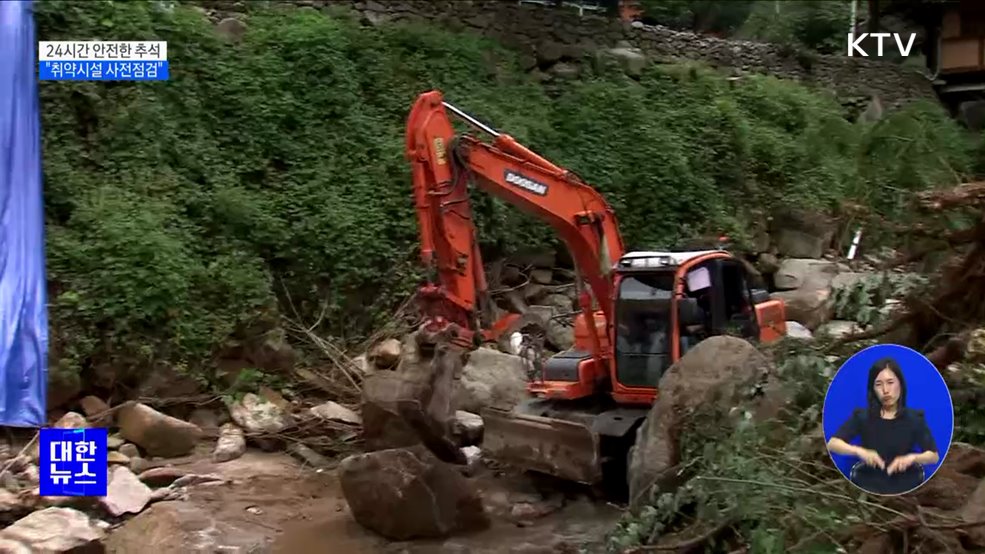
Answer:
[0, 379, 362, 551]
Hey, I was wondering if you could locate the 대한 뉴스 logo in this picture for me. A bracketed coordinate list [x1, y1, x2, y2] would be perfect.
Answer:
[504, 170, 549, 196]
[38, 41, 169, 81]
[39, 427, 108, 497]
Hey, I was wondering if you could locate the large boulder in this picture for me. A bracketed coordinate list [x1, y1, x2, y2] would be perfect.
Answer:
[628, 336, 773, 510]
[227, 392, 292, 434]
[361, 333, 463, 461]
[770, 208, 835, 259]
[104, 501, 268, 553]
[117, 402, 203, 458]
[773, 258, 840, 291]
[771, 288, 835, 331]
[0, 507, 106, 552]
[361, 371, 429, 451]
[100, 466, 152, 517]
[455, 347, 529, 413]
[339, 446, 490, 540]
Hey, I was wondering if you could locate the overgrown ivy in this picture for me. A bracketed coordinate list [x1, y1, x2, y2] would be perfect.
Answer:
[35, 1, 976, 382]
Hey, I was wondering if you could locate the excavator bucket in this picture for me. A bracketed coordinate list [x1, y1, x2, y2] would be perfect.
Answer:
[479, 407, 602, 485]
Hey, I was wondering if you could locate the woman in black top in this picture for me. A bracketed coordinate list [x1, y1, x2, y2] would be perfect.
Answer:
[826, 357, 940, 495]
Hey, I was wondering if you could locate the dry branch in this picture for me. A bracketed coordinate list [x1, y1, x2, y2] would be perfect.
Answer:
[628, 518, 737, 553]
[917, 181, 985, 211]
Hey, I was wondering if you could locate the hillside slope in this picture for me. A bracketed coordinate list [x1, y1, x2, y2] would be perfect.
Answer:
[35, 1, 975, 388]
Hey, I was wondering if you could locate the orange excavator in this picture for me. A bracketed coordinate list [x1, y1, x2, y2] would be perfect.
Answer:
[405, 90, 787, 489]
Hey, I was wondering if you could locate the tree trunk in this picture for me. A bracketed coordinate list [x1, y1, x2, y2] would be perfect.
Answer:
[867, 0, 880, 33]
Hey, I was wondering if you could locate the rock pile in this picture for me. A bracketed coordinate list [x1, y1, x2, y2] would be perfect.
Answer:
[0, 400, 227, 551]
[360, 330, 523, 456]
[0, 385, 358, 551]
[749, 208, 909, 341]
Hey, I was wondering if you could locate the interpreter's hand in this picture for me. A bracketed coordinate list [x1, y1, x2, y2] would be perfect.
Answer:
[855, 447, 885, 470]
[887, 454, 916, 475]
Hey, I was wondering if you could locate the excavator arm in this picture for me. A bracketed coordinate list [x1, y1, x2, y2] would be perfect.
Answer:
[405, 90, 625, 359]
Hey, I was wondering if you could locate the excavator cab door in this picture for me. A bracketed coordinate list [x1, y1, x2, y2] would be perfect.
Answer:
[613, 271, 676, 388]
[679, 259, 760, 354]
[715, 259, 761, 340]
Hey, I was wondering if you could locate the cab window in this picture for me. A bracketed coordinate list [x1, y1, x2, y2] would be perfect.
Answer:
[615, 272, 674, 387]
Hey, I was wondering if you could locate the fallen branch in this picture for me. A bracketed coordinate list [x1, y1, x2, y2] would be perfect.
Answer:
[282, 316, 362, 396]
[917, 181, 985, 211]
[691, 476, 910, 520]
[0, 434, 37, 484]
[826, 313, 913, 350]
[629, 518, 736, 553]
[135, 394, 221, 408]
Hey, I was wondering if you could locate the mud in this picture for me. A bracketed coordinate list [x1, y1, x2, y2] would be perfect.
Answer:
[122, 450, 621, 553]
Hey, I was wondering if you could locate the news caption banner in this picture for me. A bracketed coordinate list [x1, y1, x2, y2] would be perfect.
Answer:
[39, 427, 108, 497]
[38, 41, 168, 81]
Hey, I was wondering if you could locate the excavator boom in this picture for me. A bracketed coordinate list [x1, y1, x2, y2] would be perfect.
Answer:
[406, 90, 623, 359]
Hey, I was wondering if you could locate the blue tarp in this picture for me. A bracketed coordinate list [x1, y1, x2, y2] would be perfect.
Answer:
[0, 0, 48, 427]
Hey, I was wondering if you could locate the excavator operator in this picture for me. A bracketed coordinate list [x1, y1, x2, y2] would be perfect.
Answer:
[641, 316, 668, 354]
[615, 315, 669, 385]
[616, 317, 668, 355]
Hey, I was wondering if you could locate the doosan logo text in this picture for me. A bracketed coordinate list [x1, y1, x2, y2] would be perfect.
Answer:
[847, 32, 916, 57]
[504, 170, 548, 196]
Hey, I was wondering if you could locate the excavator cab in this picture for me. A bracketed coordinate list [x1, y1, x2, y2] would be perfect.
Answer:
[482, 250, 786, 488]
[607, 250, 783, 399]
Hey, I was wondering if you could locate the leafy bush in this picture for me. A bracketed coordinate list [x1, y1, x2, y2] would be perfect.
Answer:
[35, 1, 974, 383]
[638, 0, 755, 35]
[832, 272, 928, 328]
[739, 0, 852, 54]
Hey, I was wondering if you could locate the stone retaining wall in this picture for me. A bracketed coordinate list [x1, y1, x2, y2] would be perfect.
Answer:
[198, 0, 938, 108]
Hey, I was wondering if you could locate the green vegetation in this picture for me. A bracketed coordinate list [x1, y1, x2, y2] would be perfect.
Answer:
[606, 335, 963, 553]
[739, 0, 851, 54]
[36, 1, 974, 385]
[606, 338, 851, 552]
[831, 272, 928, 329]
